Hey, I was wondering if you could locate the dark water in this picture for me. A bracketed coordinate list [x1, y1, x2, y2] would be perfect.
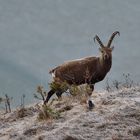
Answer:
[0, 0, 140, 107]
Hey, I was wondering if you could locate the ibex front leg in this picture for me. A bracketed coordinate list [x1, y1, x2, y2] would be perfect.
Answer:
[44, 89, 55, 105]
[87, 84, 95, 110]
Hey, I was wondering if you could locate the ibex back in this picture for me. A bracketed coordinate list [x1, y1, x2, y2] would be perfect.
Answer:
[44, 31, 120, 107]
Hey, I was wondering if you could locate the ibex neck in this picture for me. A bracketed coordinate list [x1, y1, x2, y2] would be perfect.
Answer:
[99, 57, 112, 72]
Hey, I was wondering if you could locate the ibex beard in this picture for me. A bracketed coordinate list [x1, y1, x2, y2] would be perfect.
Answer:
[44, 31, 120, 109]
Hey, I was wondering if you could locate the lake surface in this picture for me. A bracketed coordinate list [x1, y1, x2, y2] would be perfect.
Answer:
[0, 0, 140, 107]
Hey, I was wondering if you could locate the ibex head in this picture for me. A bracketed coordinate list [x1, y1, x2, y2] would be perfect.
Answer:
[94, 31, 120, 61]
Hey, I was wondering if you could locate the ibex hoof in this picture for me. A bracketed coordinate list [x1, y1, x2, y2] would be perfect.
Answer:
[88, 100, 94, 110]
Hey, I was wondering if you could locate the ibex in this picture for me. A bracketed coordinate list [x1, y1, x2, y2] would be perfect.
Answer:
[44, 31, 120, 108]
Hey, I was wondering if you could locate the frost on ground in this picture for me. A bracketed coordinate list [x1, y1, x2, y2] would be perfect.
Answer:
[0, 86, 140, 140]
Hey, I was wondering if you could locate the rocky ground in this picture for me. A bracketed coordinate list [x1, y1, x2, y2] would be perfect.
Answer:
[0, 86, 140, 140]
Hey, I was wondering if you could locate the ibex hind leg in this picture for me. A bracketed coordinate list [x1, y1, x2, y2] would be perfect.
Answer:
[56, 90, 63, 99]
[88, 84, 95, 110]
[44, 89, 55, 105]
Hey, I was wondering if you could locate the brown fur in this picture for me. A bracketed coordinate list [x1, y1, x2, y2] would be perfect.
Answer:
[50, 56, 111, 85]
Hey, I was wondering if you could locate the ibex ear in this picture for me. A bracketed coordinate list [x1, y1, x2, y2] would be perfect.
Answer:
[111, 46, 114, 51]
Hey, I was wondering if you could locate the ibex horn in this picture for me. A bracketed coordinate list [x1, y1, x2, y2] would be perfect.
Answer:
[107, 31, 120, 48]
[94, 35, 104, 48]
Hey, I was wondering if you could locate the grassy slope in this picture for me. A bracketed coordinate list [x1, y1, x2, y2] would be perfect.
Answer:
[0, 86, 140, 140]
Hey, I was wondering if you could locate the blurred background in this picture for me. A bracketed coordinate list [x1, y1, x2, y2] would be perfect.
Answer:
[0, 0, 140, 107]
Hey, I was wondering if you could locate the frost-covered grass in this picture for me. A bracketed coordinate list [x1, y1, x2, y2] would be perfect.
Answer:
[0, 86, 140, 140]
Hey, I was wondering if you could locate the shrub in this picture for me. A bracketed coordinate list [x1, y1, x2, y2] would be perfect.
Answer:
[37, 105, 60, 121]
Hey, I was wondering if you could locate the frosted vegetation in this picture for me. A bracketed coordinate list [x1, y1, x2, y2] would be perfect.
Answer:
[0, 75, 140, 140]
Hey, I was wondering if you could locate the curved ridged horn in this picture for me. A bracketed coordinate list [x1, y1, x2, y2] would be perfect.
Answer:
[94, 35, 104, 48]
[107, 31, 120, 48]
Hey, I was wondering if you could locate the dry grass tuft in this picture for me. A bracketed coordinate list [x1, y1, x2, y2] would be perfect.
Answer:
[17, 108, 27, 118]
[58, 105, 73, 113]
[132, 127, 140, 136]
[37, 105, 60, 121]
[23, 128, 37, 136]
[100, 98, 117, 105]
[63, 135, 79, 140]
[111, 133, 123, 140]
[16, 106, 35, 119]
